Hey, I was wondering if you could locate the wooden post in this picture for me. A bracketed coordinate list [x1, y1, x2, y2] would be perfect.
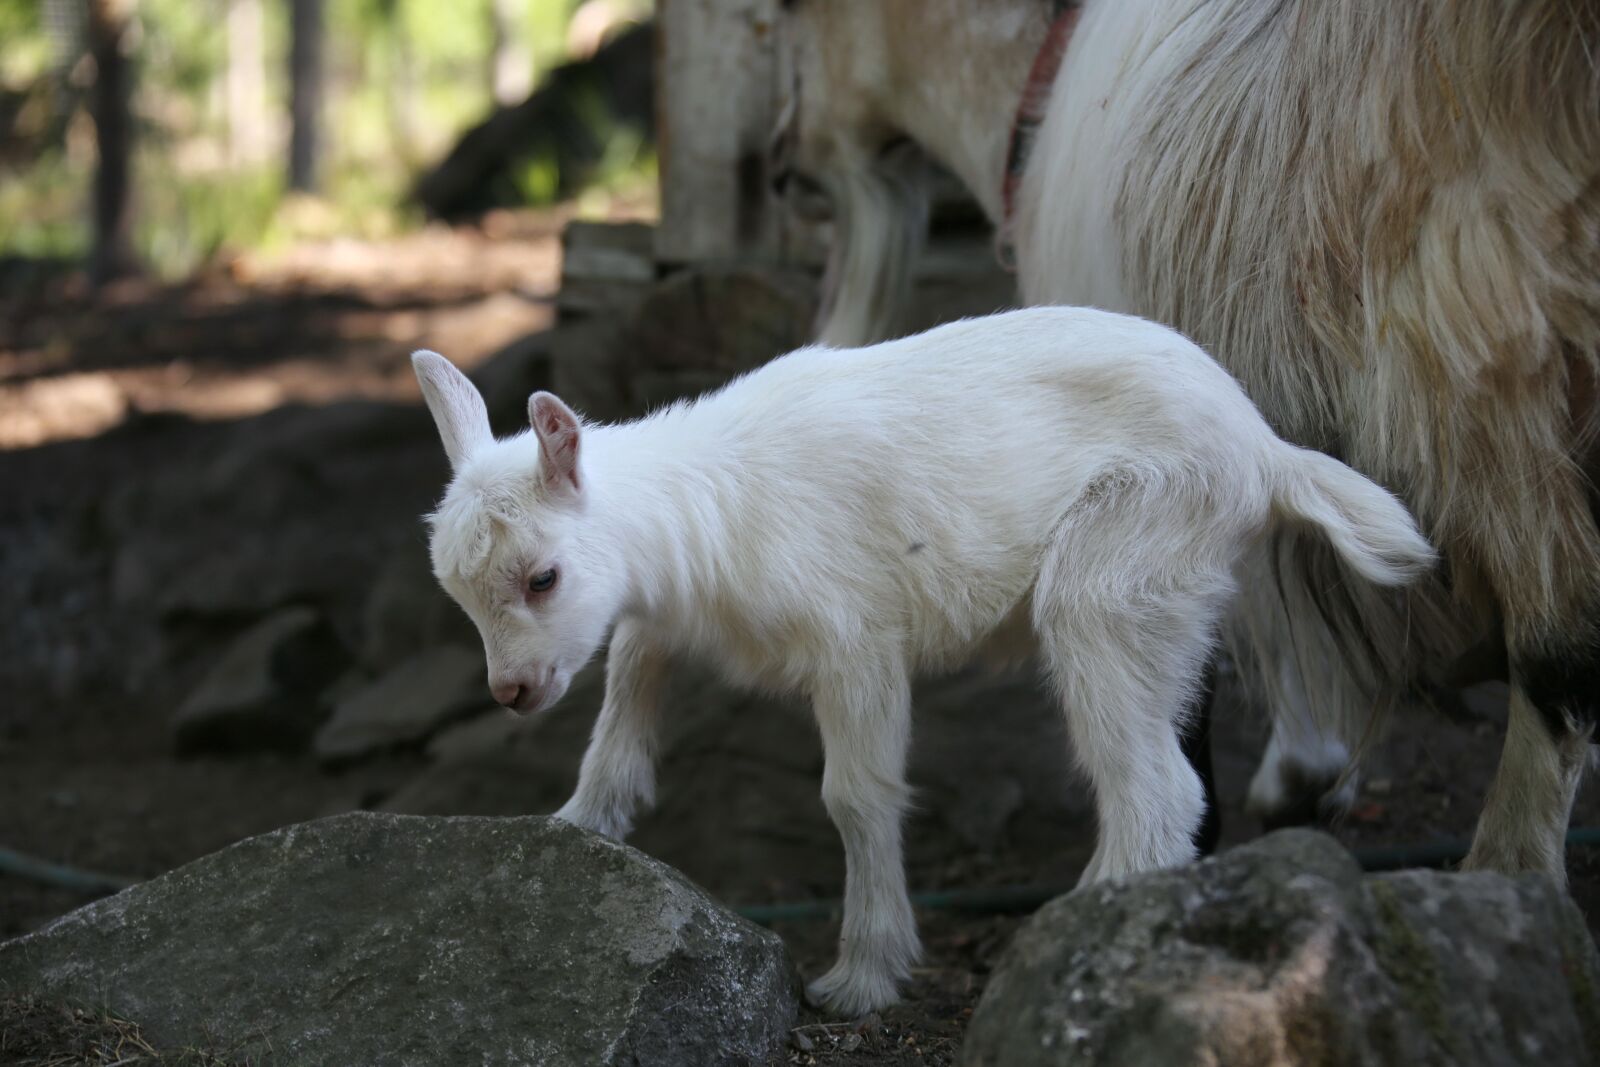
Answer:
[654, 0, 783, 265]
[88, 0, 138, 285]
[288, 0, 325, 193]
[487, 0, 530, 106]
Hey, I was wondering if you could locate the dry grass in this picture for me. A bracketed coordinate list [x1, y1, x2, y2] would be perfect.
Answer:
[0, 994, 241, 1066]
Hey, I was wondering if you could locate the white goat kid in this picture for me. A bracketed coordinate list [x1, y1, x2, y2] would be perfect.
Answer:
[412, 307, 1433, 1016]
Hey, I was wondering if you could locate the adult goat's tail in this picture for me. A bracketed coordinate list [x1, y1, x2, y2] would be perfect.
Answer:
[1270, 446, 1436, 587]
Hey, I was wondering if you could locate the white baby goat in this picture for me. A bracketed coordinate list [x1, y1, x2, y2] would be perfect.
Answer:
[412, 306, 1433, 1016]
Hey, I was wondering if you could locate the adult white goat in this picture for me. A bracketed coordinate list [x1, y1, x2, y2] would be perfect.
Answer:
[773, 0, 1600, 877]
[412, 307, 1432, 1014]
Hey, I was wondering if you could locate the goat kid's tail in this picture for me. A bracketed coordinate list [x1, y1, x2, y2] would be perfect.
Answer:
[1269, 446, 1436, 587]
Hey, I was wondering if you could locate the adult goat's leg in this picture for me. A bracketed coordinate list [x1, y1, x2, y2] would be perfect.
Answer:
[807, 653, 918, 1016]
[1466, 585, 1597, 881]
[1463, 676, 1591, 881]
[1245, 657, 1360, 828]
[813, 156, 930, 347]
[1232, 552, 1364, 828]
[553, 618, 669, 840]
[1460, 425, 1600, 882]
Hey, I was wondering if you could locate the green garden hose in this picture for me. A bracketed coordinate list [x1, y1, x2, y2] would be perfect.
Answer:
[0, 846, 135, 896]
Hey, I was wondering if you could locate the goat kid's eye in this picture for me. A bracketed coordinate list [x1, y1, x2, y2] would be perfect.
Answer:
[528, 568, 558, 595]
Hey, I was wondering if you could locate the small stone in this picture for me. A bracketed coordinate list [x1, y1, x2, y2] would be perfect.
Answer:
[792, 1029, 815, 1051]
[1350, 801, 1387, 824]
[839, 1031, 863, 1052]
[171, 607, 348, 755]
[424, 707, 525, 761]
[313, 645, 485, 761]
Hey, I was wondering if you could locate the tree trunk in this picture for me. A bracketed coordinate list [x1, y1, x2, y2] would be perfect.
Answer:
[87, 0, 138, 286]
[390, 16, 420, 162]
[487, 0, 529, 106]
[227, 0, 268, 165]
[288, 0, 324, 192]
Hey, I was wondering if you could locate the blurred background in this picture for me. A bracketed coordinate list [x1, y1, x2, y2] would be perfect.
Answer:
[1, 0, 654, 280]
[2, 2, 1595, 1060]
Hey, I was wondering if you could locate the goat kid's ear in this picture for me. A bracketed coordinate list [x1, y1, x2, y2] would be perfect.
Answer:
[412, 350, 493, 473]
[528, 391, 582, 493]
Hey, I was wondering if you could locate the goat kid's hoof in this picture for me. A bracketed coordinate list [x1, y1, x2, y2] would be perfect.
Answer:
[549, 803, 629, 841]
[805, 963, 902, 1017]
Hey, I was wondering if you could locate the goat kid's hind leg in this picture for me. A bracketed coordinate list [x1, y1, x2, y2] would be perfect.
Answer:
[553, 619, 668, 840]
[806, 655, 918, 1017]
[1043, 615, 1211, 884]
[1034, 526, 1221, 884]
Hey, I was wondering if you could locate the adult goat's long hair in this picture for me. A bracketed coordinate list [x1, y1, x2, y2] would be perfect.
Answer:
[777, 0, 1600, 877]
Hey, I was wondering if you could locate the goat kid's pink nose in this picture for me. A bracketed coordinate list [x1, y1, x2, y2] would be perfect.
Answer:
[491, 682, 527, 709]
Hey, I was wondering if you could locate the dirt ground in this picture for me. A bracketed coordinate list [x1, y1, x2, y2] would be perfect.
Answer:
[2, 220, 1597, 1065]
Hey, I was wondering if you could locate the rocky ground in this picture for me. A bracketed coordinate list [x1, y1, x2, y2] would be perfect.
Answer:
[2, 217, 1598, 1065]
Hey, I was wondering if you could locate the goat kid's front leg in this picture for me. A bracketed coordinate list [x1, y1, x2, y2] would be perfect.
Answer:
[553, 619, 668, 840]
[807, 657, 919, 1017]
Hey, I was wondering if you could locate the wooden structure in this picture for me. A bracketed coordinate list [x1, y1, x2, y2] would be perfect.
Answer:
[654, 0, 789, 265]
[551, 0, 1014, 390]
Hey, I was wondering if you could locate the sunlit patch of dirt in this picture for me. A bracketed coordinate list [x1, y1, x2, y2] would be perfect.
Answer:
[0, 373, 130, 448]
[234, 212, 566, 301]
[0, 216, 561, 449]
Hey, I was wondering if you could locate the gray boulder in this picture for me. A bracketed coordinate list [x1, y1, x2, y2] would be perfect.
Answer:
[0, 813, 800, 1066]
[170, 607, 348, 754]
[314, 644, 487, 761]
[963, 829, 1600, 1066]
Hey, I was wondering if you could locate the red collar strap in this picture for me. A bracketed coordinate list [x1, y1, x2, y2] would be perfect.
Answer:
[999, 1, 1082, 263]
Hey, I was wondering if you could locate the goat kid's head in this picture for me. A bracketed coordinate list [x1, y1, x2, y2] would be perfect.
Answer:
[412, 350, 618, 715]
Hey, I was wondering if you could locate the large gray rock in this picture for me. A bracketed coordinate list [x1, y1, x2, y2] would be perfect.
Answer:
[963, 829, 1600, 1067]
[170, 607, 348, 754]
[0, 813, 800, 1066]
[314, 644, 487, 761]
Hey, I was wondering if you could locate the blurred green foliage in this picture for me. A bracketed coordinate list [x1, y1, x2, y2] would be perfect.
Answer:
[0, 0, 652, 278]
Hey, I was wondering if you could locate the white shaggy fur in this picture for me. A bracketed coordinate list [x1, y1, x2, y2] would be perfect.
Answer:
[412, 307, 1433, 1015]
[775, 0, 1600, 875]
